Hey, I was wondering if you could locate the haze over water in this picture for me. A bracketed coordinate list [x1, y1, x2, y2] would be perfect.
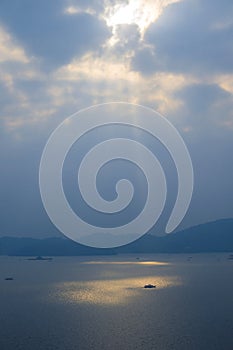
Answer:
[1, 254, 233, 350]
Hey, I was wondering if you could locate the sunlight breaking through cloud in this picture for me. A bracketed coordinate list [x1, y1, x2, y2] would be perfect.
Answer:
[104, 0, 181, 35]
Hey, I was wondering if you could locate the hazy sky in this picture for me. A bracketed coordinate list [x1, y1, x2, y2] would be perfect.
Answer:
[0, 0, 233, 238]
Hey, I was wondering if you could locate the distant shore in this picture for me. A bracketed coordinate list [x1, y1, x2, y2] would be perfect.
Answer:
[1, 219, 233, 256]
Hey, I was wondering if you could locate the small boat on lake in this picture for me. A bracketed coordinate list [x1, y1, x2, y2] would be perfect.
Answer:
[27, 256, 53, 261]
[144, 284, 156, 289]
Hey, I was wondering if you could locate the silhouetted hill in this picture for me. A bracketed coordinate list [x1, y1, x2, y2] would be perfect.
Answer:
[0, 219, 233, 256]
[118, 219, 233, 253]
[0, 237, 115, 256]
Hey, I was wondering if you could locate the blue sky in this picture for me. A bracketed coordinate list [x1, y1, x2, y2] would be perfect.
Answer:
[0, 0, 233, 237]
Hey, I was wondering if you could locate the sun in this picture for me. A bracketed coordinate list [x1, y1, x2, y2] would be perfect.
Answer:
[104, 0, 174, 36]
[107, 2, 141, 27]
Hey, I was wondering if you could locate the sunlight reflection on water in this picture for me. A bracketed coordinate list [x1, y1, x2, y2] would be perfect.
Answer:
[53, 274, 182, 306]
[84, 261, 170, 266]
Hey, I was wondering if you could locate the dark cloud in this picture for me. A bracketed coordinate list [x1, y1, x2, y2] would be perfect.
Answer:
[176, 83, 231, 115]
[131, 0, 233, 75]
[0, 0, 110, 68]
[170, 83, 233, 136]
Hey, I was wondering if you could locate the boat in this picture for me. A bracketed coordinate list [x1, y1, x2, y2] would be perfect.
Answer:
[27, 256, 53, 261]
[144, 284, 156, 289]
[5, 277, 14, 281]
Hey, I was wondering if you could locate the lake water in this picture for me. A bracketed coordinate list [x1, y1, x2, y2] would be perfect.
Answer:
[0, 254, 233, 350]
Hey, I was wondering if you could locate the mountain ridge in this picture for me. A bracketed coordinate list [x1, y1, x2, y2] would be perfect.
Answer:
[0, 218, 233, 256]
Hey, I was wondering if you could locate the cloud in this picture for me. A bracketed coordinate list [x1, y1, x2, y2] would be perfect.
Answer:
[0, 0, 110, 68]
[110, 23, 141, 54]
[176, 83, 231, 115]
[131, 0, 233, 75]
[0, 26, 29, 63]
[165, 82, 233, 144]
[0, 0, 233, 238]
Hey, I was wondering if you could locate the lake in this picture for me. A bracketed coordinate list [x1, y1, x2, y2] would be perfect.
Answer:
[0, 254, 233, 350]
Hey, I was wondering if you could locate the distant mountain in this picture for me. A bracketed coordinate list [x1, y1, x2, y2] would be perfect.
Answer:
[0, 237, 115, 256]
[0, 219, 233, 256]
[118, 218, 233, 254]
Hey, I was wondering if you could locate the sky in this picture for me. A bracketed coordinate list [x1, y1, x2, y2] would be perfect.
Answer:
[0, 0, 233, 238]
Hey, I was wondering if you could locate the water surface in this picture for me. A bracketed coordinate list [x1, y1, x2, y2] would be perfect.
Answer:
[1, 254, 233, 350]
